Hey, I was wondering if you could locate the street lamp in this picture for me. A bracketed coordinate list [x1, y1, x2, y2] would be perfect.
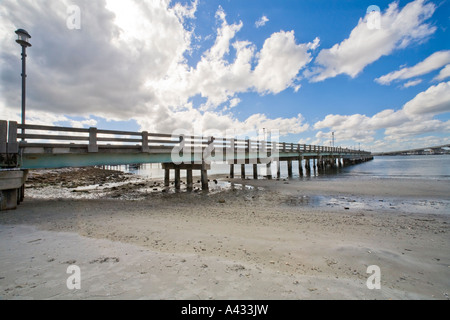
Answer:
[332, 132, 335, 148]
[15, 29, 31, 140]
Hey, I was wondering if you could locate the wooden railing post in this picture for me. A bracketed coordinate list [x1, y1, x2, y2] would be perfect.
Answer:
[88, 127, 98, 153]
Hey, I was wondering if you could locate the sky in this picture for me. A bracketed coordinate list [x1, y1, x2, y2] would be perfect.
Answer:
[0, 0, 449, 152]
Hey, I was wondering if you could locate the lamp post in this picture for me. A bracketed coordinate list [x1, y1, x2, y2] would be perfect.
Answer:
[15, 29, 31, 141]
[332, 132, 335, 148]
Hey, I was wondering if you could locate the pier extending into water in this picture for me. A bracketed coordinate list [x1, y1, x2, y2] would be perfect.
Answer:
[0, 120, 372, 210]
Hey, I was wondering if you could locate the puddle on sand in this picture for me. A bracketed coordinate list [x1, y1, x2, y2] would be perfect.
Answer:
[284, 194, 450, 214]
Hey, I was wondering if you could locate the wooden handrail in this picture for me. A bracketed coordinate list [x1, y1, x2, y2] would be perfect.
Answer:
[4, 120, 372, 156]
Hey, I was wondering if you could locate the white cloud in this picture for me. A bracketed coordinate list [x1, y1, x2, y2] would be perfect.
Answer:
[253, 31, 315, 94]
[0, 1, 317, 137]
[309, 0, 436, 82]
[403, 81, 450, 115]
[384, 119, 450, 138]
[70, 118, 98, 128]
[433, 64, 450, 81]
[376, 50, 450, 85]
[403, 79, 422, 88]
[152, 12, 317, 110]
[370, 135, 450, 152]
[313, 81, 450, 147]
[255, 15, 269, 28]
[135, 106, 309, 137]
[1, 0, 191, 119]
[228, 98, 240, 109]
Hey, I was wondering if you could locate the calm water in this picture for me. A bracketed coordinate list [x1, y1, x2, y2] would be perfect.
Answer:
[122, 155, 450, 181]
[337, 155, 450, 180]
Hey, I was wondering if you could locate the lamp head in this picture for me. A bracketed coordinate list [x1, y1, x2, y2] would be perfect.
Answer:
[15, 29, 31, 47]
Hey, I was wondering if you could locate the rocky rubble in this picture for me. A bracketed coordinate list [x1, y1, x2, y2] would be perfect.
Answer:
[26, 167, 131, 189]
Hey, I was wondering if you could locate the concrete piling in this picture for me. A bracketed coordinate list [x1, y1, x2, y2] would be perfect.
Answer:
[277, 161, 281, 179]
[175, 167, 181, 190]
[298, 157, 303, 177]
[0, 170, 27, 210]
[186, 169, 193, 190]
[201, 160, 208, 191]
[287, 160, 293, 178]
[164, 168, 170, 187]
[266, 161, 272, 179]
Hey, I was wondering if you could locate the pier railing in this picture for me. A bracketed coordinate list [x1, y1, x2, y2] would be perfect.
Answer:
[0, 121, 370, 154]
[1, 121, 371, 157]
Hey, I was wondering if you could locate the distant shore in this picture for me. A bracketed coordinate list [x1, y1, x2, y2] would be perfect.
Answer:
[0, 168, 449, 299]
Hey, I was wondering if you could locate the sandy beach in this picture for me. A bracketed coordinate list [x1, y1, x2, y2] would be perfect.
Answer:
[0, 168, 449, 300]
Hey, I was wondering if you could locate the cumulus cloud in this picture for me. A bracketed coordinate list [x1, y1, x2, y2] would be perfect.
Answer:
[371, 135, 450, 152]
[376, 50, 450, 85]
[135, 106, 309, 138]
[0, 1, 315, 137]
[403, 81, 450, 115]
[255, 15, 269, 28]
[433, 64, 450, 81]
[253, 32, 316, 94]
[309, 0, 436, 82]
[313, 81, 450, 147]
[181, 12, 317, 107]
[0, 0, 187, 119]
[402, 79, 422, 88]
[314, 109, 408, 132]
[384, 119, 450, 138]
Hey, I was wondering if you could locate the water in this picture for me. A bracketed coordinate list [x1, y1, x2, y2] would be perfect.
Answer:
[339, 155, 450, 180]
[121, 155, 450, 181]
[30, 155, 450, 213]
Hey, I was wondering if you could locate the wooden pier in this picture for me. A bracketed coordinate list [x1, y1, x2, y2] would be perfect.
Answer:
[0, 120, 372, 209]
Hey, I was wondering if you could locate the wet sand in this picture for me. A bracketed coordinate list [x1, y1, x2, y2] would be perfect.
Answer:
[0, 168, 449, 299]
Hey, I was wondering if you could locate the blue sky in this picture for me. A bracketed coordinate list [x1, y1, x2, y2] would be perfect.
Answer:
[1, 0, 449, 151]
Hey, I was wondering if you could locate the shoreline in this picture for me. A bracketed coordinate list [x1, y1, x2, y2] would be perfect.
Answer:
[0, 168, 449, 299]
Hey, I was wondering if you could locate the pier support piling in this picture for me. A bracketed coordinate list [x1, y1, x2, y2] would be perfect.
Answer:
[186, 169, 193, 191]
[305, 159, 311, 175]
[0, 170, 28, 211]
[266, 161, 272, 179]
[201, 161, 208, 191]
[277, 161, 281, 179]
[298, 157, 303, 177]
[164, 168, 170, 187]
[175, 167, 181, 190]
[287, 160, 293, 178]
